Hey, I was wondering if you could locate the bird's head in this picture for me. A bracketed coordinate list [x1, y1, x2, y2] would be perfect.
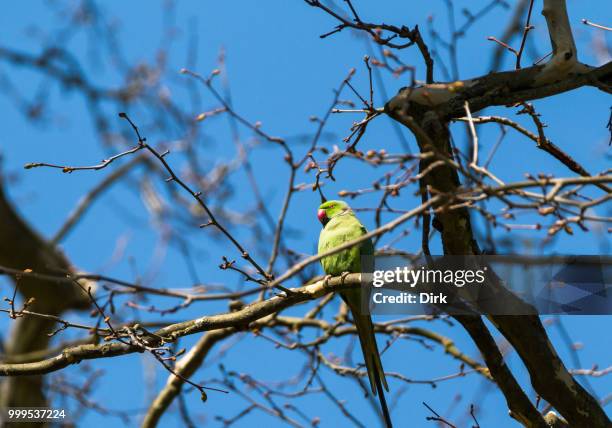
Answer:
[317, 200, 350, 226]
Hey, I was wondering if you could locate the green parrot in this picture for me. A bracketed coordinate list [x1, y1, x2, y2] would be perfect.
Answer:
[317, 200, 392, 427]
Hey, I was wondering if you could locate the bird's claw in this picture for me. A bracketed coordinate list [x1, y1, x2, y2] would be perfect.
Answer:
[323, 274, 333, 287]
[340, 271, 351, 284]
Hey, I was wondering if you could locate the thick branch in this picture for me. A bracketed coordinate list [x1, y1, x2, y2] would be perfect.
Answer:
[387, 61, 611, 121]
[537, 0, 582, 85]
[0, 274, 362, 376]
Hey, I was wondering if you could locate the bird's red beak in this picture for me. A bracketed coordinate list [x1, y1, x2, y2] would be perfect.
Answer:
[317, 209, 328, 225]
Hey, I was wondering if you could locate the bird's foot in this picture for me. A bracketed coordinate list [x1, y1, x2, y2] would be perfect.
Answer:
[323, 274, 333, 287]
[340, 271, 351, 284]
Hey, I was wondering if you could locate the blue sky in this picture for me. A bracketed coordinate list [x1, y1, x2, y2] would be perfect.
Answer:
[0, 1, 610, 427]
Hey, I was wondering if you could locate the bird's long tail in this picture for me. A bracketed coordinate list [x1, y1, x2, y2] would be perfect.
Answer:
[345, 296, 392, 427]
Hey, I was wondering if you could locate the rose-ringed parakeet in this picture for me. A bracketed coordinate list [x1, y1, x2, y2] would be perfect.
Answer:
[317, 200, 392, 427]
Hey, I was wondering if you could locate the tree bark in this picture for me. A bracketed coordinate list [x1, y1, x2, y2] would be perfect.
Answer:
[0, 177, 92, 426]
